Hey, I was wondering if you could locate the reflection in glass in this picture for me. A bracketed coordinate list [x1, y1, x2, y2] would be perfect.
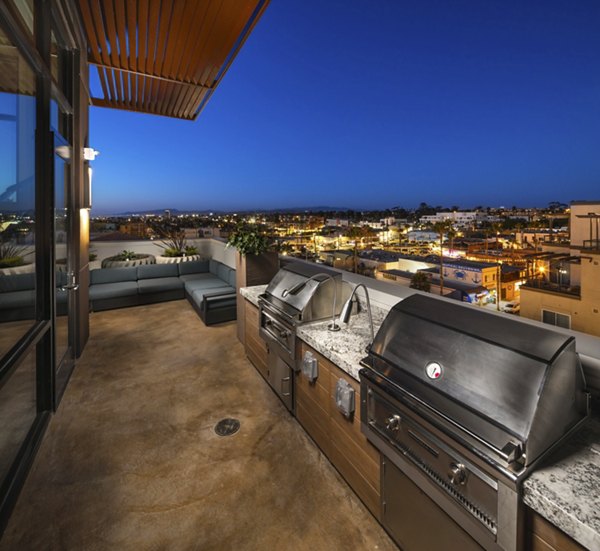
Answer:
[54, 142, 70, 367]
[0, 24, 37, 360]
[11, 1, 34, 36]
[0, 348, 36, 484]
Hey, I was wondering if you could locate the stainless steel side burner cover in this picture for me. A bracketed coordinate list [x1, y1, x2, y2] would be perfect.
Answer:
[260, 262, 349, 323]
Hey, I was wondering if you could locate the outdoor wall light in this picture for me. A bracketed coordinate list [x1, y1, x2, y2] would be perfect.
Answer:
[83, 147, 99, 209]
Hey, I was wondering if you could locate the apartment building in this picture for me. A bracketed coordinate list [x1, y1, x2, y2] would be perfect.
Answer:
[419, 211, 491, 227]
[520, 201, 600, 336]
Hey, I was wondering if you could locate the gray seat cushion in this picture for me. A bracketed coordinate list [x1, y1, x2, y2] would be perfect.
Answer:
[137, 263, 178, 280]
[179, 272, 218, 283]
[89, 282, 139, 300]
[184, 277, 230, 294]
[138, 277, 183, 294]
[0, 289, 35, 309]
[190, 285, 235, 305]
[90, 267, 137, 285]
[178, 260, 209, 276]
[209, 259, 219, 275]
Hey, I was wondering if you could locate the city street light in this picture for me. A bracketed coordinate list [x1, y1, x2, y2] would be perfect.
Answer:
[496, 261, 502, 311]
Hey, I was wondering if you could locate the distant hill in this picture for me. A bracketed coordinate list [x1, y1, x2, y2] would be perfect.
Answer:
[111, 206, 351, 216]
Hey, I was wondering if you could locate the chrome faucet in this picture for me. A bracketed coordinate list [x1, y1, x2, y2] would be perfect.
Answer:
[340, 283, 375, 350]
[282, 273, 341, 331]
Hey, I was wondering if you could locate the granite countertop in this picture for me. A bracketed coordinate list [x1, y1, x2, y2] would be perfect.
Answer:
[523, 415, 600, 550]
[239, 284, 600, 548]
[240, 285, 266, 308]
[296, 304, 387, 379]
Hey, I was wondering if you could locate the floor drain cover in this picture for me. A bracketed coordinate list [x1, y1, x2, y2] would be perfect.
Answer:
[214, 418, 240, 437]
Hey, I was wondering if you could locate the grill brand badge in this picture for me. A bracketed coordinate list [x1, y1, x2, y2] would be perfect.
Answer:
[425, 362, 443, 380]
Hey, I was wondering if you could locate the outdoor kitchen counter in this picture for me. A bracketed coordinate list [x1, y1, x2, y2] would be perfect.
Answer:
[240, 284, 389, 379]
[240, 285, 266, 308]
[295, 304, 388, 380]
[240, 284, 600, 549]
[523, 413, 600, 550]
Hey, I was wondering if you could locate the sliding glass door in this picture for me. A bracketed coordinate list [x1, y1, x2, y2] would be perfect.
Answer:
[54, 133, 74, 397]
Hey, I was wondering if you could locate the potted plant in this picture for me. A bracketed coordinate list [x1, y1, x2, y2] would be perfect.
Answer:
[227, 224, 279, 341]
[0, 239, 34, 275]
[155, 230, 202, 263]
[101, 250, 156, 268]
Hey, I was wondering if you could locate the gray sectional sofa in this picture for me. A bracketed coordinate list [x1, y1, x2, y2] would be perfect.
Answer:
[0, 259, 236, 325]
[89, 259, 237, 325]
[0, 271, 68, 322]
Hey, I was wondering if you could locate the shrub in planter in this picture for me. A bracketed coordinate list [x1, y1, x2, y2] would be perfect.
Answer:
[226, 224, 272, 256]
[0, 241, 30, 269]
[111, 250, 141, 261]
[156, 230, 198, 258]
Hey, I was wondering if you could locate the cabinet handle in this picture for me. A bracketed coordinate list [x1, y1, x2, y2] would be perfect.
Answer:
[281, 376, 291, 396]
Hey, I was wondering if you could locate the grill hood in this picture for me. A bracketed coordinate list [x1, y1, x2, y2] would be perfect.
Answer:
[261, 262, 350, 323]
[361, 294, 590, 469]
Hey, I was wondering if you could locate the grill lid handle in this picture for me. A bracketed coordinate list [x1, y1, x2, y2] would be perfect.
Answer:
[501, 442, 525, 465]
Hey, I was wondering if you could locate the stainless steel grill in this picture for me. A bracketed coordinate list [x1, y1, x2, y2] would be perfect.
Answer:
[359, 294, 590, 551]
[258, 262, 350, 412]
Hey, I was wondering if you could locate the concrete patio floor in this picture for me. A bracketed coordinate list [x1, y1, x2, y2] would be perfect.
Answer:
[0, 300, 397, 550]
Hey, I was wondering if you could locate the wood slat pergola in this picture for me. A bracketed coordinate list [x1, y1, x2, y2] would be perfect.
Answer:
[78, 0, 269, 120]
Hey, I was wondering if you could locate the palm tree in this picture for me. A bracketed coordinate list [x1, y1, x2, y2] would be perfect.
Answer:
[433, 220, 453, 295]
[447, 226, 457, 255]
[346, 225, 376, 273]
[491, 222, 502, 252]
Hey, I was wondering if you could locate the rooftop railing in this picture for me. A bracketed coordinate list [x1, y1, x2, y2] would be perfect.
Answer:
[521, 278, 581, 297]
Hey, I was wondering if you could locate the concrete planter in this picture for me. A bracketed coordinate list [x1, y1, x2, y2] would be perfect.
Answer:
[0, 263, 35, 276]
[155, 254, 203, 264]
[101, 254, 156, 269]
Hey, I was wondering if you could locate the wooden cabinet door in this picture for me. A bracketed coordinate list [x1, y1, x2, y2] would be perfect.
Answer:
[296, 342, 332, 457]
[329, 364, 381, 519]
[244, 300, 268, 380]
[527, 508, 586, 551]
[296, 342, 381, 520]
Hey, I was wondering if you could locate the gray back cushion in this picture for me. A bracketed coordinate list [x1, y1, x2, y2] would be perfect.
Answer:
[209, 259, 218, 275]
[226, 267, 236, 288]
[0, 272, 35, 292]
[178, 260, 209, 276]
[217, 263, 231, 284]
[137, 263, 178, 280]
[90, 267, 138, 285]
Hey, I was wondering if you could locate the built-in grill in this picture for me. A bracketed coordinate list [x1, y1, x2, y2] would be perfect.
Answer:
[258, 262, 350, 412]
[359, 294, 590, 551]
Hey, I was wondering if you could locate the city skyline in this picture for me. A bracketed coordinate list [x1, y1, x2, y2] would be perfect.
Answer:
[89, 1, 600, 214]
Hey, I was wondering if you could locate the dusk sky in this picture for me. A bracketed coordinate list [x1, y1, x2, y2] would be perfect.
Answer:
[89, 0, 600, 214]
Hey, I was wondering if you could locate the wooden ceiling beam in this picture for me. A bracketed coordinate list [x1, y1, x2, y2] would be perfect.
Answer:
[80, 0, 269, 119]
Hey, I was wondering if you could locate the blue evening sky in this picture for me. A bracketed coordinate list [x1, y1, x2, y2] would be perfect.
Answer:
[89, 0, 600, 214]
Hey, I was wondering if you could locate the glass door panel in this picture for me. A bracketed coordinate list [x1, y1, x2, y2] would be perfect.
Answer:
[0, 24, 37, 360]
[54, 135, 71, 375]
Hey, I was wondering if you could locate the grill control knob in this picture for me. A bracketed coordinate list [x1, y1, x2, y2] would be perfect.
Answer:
[385, 414, 401, 431]
[448, 463, 467, 486]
